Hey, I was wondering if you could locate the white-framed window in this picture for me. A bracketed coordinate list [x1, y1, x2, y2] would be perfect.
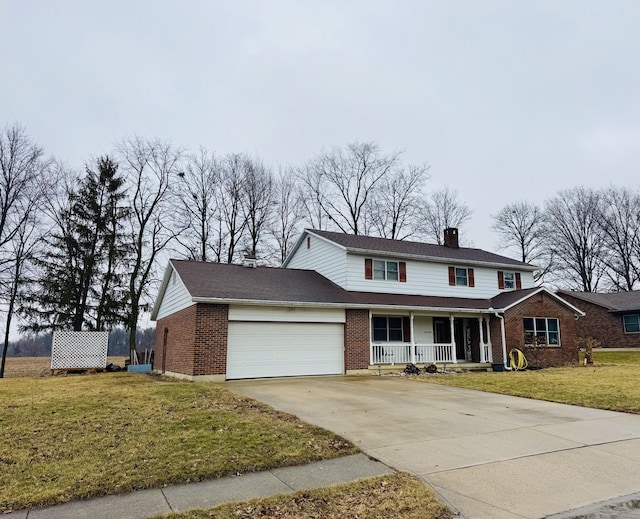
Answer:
[448, 266, 475, 287]
[373, 260, 399, 281]
[372, 316, 404, 342]
[523, 317, 560, 346]
[623, 314, 640, 333]
[503, 272, 515, 290]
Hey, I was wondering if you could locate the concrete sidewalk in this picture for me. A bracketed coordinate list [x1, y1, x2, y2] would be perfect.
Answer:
[5, 454, 392, 519]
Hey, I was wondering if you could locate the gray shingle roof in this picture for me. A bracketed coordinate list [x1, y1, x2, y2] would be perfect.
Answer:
[170, 260, 493, 310]
[169, 260, 578, 315]
[172, 260, 348, 304]
[557, 290, 640, 313]
[308, 229, 534, 269]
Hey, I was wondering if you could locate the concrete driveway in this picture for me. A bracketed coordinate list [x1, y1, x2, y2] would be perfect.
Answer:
[228, 376, 640, 519]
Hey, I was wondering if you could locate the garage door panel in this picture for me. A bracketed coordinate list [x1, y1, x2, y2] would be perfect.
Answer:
[227, 322, 344, 379]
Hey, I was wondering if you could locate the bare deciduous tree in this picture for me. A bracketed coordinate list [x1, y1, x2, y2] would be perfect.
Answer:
[420, 187, 472, 244]
[543, 187, 607, 292]
[269, 168, 305, 264]
[220, 154, 249, 263]
[117, 137, 183, 354]
[369, 164, 429, 240]
[301, 142, 400, 235]
[0, 124, 50, 377]
[491, 200, 553, 281]
[174, 148, 221, 262]
[242, 157, 275, 257]
[598, 186, 640, 291]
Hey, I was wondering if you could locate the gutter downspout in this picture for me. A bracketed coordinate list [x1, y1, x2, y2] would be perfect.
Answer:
[492, 309, 512, 371]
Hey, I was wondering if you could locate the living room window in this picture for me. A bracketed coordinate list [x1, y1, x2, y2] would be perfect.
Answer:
[523, 317, 560, 346]
[623, 314, 640, 333]
[372, 316, 404, 342]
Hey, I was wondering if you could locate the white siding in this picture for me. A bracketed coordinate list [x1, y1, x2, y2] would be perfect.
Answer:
[155, 270, 194, 320]
[413, 316, 434, 343]
[228, 305, 345, 323]
[285, 235, 348, 288]
[346, 253, 535, 299]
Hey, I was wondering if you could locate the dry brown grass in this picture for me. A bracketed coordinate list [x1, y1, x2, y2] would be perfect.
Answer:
[156, 473, 453, 519]
[0, 373, 357, 513]
[2, 356, 128, 378]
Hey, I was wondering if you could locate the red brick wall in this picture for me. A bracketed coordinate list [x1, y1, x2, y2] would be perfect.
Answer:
[154, 303, 229, 377]
[194, 304, 228, 375]
[154, 305, 197, 375]
[559, 295, 640, 348]
[501, 292, 579, 367]
[345, 309, 370, 370]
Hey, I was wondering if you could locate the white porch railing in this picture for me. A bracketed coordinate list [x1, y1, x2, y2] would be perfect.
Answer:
[371, 343, 455, 365]
[414, 343, 456, 363]
[483, 343, 493, 363]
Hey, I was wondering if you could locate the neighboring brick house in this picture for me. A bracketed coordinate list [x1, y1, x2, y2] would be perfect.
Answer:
[557, 290, 640, 348]
[151, 229, 584, 380]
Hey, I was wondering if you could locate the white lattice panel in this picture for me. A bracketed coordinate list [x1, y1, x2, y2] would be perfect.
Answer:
[51, 331, 109, 369]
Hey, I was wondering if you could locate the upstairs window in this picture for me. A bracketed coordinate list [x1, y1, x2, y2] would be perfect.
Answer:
[623, 314, 640, 333]
[498, 271, 522, 290]
[524, 317, 560, 346]
[448, 266, 474, 287]
[365, 259, 406, 282]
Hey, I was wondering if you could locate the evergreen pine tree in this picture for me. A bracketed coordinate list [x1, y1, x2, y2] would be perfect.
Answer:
[25, 156, 130, 331]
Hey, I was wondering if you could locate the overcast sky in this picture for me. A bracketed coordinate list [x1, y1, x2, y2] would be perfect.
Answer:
[2, 0, 639, 253]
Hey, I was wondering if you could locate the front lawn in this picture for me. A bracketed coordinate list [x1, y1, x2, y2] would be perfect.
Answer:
[0, 374, 357, 513]
[417, 351, 640, 414]
[155, 473, 453, 519]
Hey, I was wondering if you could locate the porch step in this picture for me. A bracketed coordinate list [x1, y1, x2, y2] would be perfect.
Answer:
[368, 362, 492, 374]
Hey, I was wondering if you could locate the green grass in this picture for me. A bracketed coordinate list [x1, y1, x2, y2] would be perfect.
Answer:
[585, 349, 640, 365]
[154, 473, 453, 519]
[417, 351, 640, 414]
[0, 374, 357, 513]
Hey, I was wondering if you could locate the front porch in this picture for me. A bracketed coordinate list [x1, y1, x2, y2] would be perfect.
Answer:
[369, 312, 494, 366]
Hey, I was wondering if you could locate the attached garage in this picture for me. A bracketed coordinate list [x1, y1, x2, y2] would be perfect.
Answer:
[226, 321, 344, 379]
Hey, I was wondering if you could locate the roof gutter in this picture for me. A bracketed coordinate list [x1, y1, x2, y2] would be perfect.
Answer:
[345, 247, 538, 272]
[190, 296, 493, 314]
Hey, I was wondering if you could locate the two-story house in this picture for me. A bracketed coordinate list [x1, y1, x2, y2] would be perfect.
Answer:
[151, 228, 584, 381]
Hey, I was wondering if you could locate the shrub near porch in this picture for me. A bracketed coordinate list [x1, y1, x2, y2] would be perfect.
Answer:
[0, 374, 357, 513]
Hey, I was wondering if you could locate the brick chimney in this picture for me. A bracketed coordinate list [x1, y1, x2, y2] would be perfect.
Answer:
[444, 227, 459, 248]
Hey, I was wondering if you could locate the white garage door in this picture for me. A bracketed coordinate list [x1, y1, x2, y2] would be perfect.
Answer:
[227, 322, 344, 379]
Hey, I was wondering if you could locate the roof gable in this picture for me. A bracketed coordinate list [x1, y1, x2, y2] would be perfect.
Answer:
[305, 229, 536, 270]
[491, 287, 585, 315]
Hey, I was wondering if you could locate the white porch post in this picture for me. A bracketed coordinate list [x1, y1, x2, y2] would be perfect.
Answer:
[485, 316, 493, 362]
[478, 317, 486, 363]
[449, 314, 457, 363]
[410, 312, 416, 364]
